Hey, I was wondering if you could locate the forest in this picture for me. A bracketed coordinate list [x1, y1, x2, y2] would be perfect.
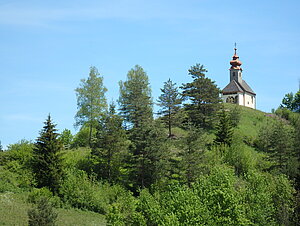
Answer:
[1, 64, 300, 225]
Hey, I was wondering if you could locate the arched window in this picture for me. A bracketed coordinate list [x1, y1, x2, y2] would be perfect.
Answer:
[226, 96, 235, 103]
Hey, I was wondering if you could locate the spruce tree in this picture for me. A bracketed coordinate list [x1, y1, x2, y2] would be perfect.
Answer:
[32, 115, 63, 194]
[181, 64, 221, 129]
[179, 123, 207, 186]
[118, 65, 153, 128]
[214, 106, 234, 146]
[75, 66, 107, 146]
[92, 103, 130, 183]
[157, 78, 182, 137]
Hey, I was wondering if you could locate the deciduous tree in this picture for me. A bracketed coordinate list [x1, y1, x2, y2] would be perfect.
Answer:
[75, 66, 107, 146]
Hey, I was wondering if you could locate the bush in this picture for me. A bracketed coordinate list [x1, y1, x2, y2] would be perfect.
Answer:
[59, 169, 132, 214]
[28, 187, 61, 208]
[28, 197, 58, 226]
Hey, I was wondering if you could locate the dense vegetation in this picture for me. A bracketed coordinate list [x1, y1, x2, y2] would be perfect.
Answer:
[1, 64, 299, 225]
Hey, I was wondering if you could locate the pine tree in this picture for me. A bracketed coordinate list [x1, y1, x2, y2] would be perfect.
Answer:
[129, 121, 169, 189]
[92, 103, 130, 183]
[179, 123, 207, 186]
[32, 115, 63, 194]
[75, 66, 107, 146]
[214, 106, 234, 146]
[181, 64, 221, 129]
[157, 79, 182, 137]
[28, 197, 58, 226]
[118, 65, 153, 128]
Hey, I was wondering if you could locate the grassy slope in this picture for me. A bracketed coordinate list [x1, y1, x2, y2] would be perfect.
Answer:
[0, 192, 106, 226]
[0, 105, 280, 226]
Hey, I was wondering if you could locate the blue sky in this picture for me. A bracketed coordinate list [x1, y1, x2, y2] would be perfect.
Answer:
[0, 0, 300, 148]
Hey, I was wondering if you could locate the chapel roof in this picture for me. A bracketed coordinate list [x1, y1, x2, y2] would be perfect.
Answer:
[222, 79, 256, 95]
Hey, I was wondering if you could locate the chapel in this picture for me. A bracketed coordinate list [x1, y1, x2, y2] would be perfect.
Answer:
[221, 47, 256, 109]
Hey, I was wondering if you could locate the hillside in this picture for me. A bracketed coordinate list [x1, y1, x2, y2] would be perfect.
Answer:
[0, 104, 298, 225]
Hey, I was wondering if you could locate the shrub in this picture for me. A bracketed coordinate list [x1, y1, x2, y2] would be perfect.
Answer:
[28, 197, 58, 226]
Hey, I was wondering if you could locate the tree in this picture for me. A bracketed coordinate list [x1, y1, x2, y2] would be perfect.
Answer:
[214, 105, 234, 146]
[75, 66, 107, 146]
[129, 121, 170, 189]
[0, 140, 3, 152]
[256, 121, 296, 177]
[157, 79, 182, 137]
[181, 64, 221, 128]
[91, 103, 131, 183]
[28, 197, 58, 226]
[179, 123, 208, 186]
[280, 90, 300, 113]
[58, 129, 73, 150]
[118, 65, 153, 128]
[32, 115, 63, 193]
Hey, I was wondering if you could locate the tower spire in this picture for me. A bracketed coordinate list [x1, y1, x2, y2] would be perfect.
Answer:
[230, 43, 242, 70]
[234, 42, 237, 55]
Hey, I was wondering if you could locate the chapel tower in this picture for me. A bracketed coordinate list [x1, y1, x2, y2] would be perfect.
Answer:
[221, 46, 256, 109]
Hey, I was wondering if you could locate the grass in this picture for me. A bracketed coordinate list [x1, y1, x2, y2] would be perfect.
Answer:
[0, 192, 106, 226]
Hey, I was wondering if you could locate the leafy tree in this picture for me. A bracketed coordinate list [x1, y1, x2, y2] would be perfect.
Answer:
[28, 197, 58, 226]
[32, 115, 63, 194]
[181, 64, 221, 128]
[92, 103, 131, 183]
[280, 90, 300, 113]
[118, 65, 153, 128]
[58, 129, 73, 150]
[75, 66, 107, 146]
[157, 78, 182, 137]
[214, 105, 234, 146]
[256, 120, 297, 178]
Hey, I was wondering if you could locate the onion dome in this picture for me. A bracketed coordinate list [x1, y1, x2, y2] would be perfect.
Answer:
[230, 47, 242, 70]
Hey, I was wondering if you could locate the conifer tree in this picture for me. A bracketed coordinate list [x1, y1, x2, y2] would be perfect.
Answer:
[75, 66, 107, 146]
[129, 121, 169, 189]
[214, 106, 234, 146]
[92, 103, 130, 183]
[157, 78, 182, 137]
[179, 123, 207, 186]
[181, 64, 220, 128]
[32, 115, 63, 193]
[118, 65, 153, 128]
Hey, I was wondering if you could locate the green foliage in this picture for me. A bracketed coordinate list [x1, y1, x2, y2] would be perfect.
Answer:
[71, 126, 95, 148]
[181, 64, 221, 128]
[157, 78, 182, 136]
[129, 121, 171, 189]
[92, 103, 131, 183]
[28, 197, 58, 226]
[28, 187, 61, 208]
[118, 65, 153, 128]
[255, 120, 297, 178]
[280, 90, 300, 112]
[214, 105, 234, 146]
[59, 129, 73, 150]
[75, 66, 108, 146]
[32, 116, 64, 194]
[0, 140, 35, 191]
[178, 124, 208, 186]
[59, 168, 132, 215]
[0, 140, 3, 152]
[229, 105, 241, 127]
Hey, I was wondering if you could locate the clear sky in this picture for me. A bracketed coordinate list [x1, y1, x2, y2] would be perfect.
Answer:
[1, 0, 300, 148]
